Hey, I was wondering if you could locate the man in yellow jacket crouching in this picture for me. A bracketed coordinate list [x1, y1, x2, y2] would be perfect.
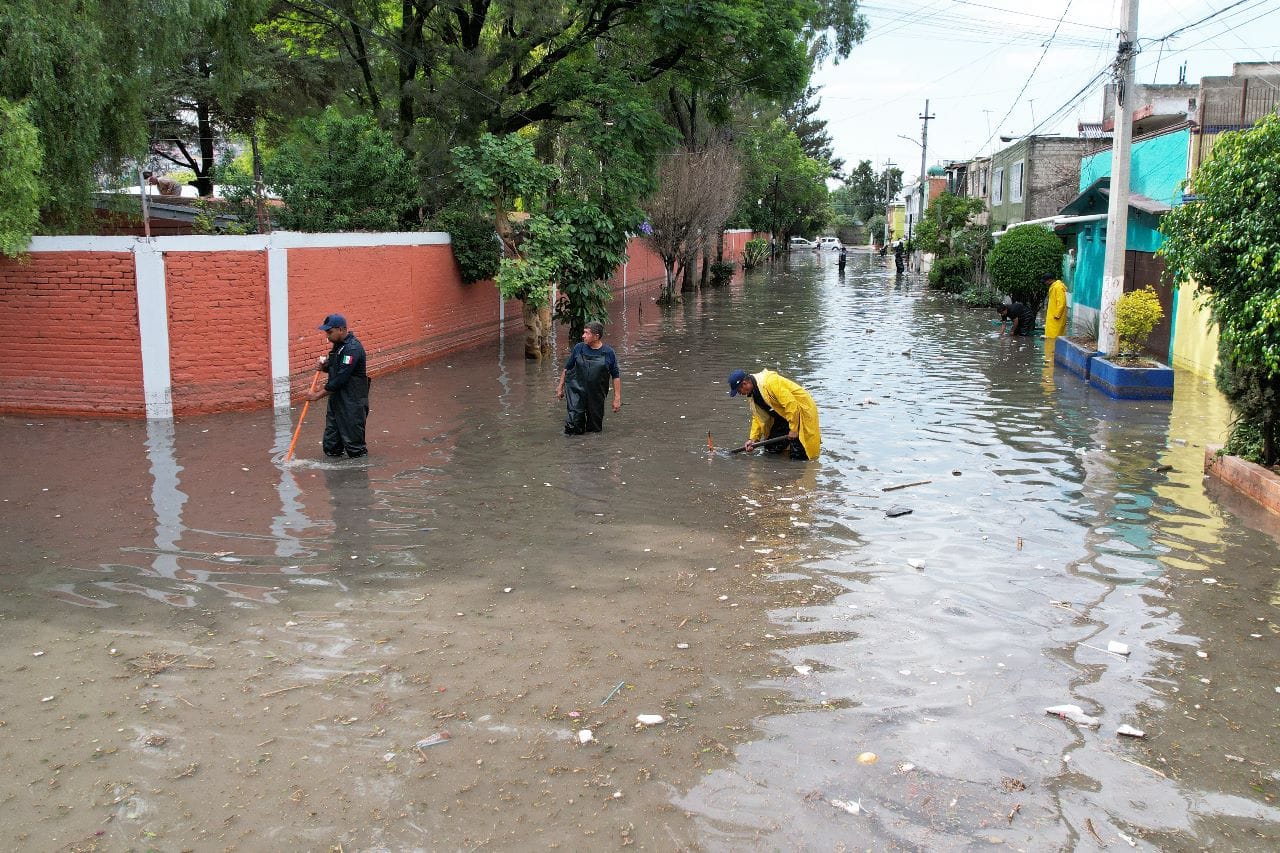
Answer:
[728, 369, 821, 461]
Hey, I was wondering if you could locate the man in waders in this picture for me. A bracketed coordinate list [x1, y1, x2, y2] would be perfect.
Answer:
[556, 321, 622, 434]
[728, 369, 821, 461]
[306, 314, 370, 457]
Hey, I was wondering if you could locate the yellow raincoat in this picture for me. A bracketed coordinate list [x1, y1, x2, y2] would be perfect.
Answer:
[1044, 278, 1068, 338]
[747, 370, 821, 460]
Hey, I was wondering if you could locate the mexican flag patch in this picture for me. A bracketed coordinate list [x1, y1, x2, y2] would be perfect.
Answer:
[342, 355, 353, 364]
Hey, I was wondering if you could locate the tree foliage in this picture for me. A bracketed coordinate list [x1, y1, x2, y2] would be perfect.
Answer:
[734, 120, 830, 240]
[986, 224, 1065, 312]
[836, 159, 902, 224]
[914, 191, 985, 260]
[433, 208, 501, 285]
[268, 109, 418, 231]
[0, 98, 44, 256]
[1160, 112, 1280, 464]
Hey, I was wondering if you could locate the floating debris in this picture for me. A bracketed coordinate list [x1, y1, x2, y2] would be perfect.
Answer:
[1107, 641, 1131, 656]
[828, 798, 861, 815]
[635, 714, 665, 727]
[885, 506, 913, 518]
[793, 665, 813, 676]
[856, 752, 878, 765]
[907, 559, 925, 570]
[577, 729, 594, 745]
[415, 732, 450, 750]
[1044, 704, 1101, 727]
[1116, 724, 1146, 738]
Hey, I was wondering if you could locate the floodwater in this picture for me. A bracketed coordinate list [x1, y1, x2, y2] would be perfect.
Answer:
[1, 250, 1277, 851]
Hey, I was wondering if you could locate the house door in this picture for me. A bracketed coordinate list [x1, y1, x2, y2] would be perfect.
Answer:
[1124, 251, 1172, 360]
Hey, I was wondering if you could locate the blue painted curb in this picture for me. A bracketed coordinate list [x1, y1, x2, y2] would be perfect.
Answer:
[1088, 356, 1174, 400]
[1053, 337, 1101, 380]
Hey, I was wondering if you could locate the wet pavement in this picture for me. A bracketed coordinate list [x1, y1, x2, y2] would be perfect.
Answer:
[1, 249, 1277, 851]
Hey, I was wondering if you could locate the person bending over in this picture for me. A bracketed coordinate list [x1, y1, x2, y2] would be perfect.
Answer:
[727, 368, 821, 460]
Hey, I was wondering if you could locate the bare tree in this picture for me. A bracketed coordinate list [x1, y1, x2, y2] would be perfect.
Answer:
[644, 144, 742, 304]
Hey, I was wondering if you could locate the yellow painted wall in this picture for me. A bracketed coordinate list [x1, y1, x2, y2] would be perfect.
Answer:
[1171, 283, 1219, 379]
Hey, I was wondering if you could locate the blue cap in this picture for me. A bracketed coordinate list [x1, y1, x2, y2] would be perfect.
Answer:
[727, 369, 749, 396]
[318, 313, 347, 331]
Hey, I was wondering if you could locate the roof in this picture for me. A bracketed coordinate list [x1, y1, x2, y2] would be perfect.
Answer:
[1058, 177, 1171, 219]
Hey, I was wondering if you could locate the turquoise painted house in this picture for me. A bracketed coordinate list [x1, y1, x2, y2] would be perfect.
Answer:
[1056, 124, 1190, 359]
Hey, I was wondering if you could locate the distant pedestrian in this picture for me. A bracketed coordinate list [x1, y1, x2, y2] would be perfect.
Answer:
[837, 246, 847, 272]
[557, 321, 622, 434]
[893, 240, 905, 274]
[306, 314, 370, 457]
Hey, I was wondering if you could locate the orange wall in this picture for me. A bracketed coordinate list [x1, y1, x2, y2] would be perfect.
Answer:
[0, 232, 755, 418]
[166, 250, 272, 413]
[0, 252, 144, 416]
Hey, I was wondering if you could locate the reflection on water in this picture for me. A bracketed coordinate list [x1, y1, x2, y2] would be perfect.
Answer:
[0, 250, 1277, 848]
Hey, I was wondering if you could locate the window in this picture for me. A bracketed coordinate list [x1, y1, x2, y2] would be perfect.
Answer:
[992, 167, 1004, 204]
[978, 167, 988, 197]
[1009, 161, 1024, 203]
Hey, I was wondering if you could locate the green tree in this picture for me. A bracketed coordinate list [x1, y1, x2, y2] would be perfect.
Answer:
[734, 120, 830, 242]
[0, 98, 44, 256]
[1159, 112, 1280, 464]
[0, 0, 204, 228]
[268, 109, 419, 231]
[986, 224, 1065, 314]
[915, 191, 986, 259]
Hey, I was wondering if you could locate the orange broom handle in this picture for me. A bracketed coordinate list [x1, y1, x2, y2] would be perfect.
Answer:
[285, 371, 322, 462]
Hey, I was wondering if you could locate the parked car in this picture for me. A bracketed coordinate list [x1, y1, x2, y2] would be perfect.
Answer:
[788, 237, 817, 250]
[817, 236, 843, 251]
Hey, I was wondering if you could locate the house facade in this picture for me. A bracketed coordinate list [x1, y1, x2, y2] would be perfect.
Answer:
[988, 136, 1094, 229]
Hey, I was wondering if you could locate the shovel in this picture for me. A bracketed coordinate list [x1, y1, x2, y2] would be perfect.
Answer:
[731, 435, 792, 454]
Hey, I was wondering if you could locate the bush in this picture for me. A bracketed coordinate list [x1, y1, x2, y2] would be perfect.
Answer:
[958, 281, 1004, 308]
[1115, 287, 1163, 356]
[1215, 344, 1280, 467]
[927, 255, 973, 293]
[0, 98, 44, 257]
[269, 108, 419, 232]
[987, 224, 1065, 312]
[743, 238, 769, 269]
[708, 260, 736, 287]
[433, 208, 500, 283]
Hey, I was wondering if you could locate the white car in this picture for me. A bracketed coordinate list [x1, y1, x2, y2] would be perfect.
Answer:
[817, 236, 843, 251]
[789, 237, 817, 250]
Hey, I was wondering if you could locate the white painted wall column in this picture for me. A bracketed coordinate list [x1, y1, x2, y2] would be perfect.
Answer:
[134, 243, 173, 419]
[267, 244, 291, 408]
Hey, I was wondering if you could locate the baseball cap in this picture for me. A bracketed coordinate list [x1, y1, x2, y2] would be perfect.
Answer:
[727, 369, 749, 396]
[318, 313, 347, 331]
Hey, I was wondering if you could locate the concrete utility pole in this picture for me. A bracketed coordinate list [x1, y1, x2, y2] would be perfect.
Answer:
[883, 160, 896, 246]
[1099, 0, 1140, 354]
[917, 100, 935, 236]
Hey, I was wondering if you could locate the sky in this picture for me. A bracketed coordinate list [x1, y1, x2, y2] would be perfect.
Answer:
[811, 0, 1280, 185]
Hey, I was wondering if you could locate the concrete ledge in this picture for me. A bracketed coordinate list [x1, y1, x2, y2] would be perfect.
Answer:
[1205, 445, 1280, 517]
[1088, 356, 1174, 400]
[1054, 337, 1101, 380]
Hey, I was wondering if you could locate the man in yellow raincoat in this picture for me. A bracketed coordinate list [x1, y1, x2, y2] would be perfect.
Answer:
[728, 369, 821, 460]
[1043, 273, 1068, 338]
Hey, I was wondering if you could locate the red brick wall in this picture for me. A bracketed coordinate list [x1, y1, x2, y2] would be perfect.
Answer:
[0, 252, 144, 416]
[165, 250, 272, 414]
[284, 244, 522, 396]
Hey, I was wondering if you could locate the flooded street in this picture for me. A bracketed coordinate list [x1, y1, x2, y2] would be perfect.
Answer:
[2, 251, 1278, 851]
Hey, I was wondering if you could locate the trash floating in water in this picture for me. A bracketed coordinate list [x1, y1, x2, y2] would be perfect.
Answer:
[898, 762, 916, 772]
[503, 587, 513, 593]
[577, 729, 594, 745]
[415, 732, 451, 749]
[635, 714, 665, 727]
[882, 479, 930, 492]
[793, 665, 814, 675]
[41, 696, 54, 703]
[856, 752, 878, 765]
[676, 643, 689, 650]
[885, 506, 913, 518]
[600, 681, 626, 706]
[1044, 704, 1101, 727]
[828, 798, 861, 815]
[1107, 641, 1131, 656]
[1202, 577, 1218, 584]
[1116, 724, 1145, 738]
[32, 651, 44, 657]
[907, 559, 925, 570]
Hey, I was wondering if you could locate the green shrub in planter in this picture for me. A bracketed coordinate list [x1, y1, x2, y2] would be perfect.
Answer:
[927, 255, 973, 293]
[1115, 286, 1163, 356]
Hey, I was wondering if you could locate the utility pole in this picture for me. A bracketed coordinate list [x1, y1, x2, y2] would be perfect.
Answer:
[916, 99, 935, 267]
[1099, 0, 1139, 354]
[883, 160, 896, 246]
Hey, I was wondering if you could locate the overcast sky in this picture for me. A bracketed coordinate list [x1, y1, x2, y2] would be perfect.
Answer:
[812, 0, 1280, 183]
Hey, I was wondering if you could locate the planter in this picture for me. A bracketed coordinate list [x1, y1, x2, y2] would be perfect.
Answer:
[1054, 337, 1102, 380]
[1088, 356, 1174, 400]
[1205, 445, 1280, 517]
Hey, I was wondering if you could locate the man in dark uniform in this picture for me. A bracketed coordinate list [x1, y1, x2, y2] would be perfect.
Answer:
[306, 314, 370, 457]
[996, 301, 1036, 337]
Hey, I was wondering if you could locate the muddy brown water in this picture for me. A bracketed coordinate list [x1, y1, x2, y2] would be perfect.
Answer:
[2, 250, 1277, 851]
